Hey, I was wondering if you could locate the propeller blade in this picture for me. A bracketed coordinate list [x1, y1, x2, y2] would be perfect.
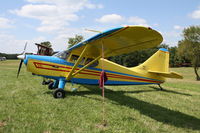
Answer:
[17, 42, 28, 78]
[17, 59, 23, 78]
[22, 42, 27, 55]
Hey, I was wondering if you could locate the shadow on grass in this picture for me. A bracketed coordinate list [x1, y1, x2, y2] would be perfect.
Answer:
[65, 85, 200, 130]
[149, 86, 192, 96]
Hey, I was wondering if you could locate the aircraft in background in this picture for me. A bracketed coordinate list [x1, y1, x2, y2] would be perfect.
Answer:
[17, 26, 183, 98]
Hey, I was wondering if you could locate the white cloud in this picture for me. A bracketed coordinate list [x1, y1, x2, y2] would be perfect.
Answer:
[96, 14, 124, 24]
[173, 25, 183, 30]
[12, 0, 102, 33]
[51, 28, 83, 51]
[128, 16, 146, 24]
[0, 17, 13, 28]
[162, 31, 181, 46]
[12, 4, 79, 33]
[96, 15, 150, 26]
[128, 16, 148, 26]
[163, 31, 180, 38]
[85, 3, 104, 9]
[190, 6, 200, 19]
[0, 32, 48, 54]
[26, 0, 103, 9]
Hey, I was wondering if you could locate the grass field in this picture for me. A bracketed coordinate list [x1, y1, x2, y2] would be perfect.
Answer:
[0, 60, 200, 133]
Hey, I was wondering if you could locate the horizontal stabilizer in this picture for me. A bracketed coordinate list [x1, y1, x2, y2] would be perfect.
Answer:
[148, 70, 183, 79]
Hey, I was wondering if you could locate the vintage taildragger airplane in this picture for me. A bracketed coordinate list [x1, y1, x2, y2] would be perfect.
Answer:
[17, 26, 183, 98]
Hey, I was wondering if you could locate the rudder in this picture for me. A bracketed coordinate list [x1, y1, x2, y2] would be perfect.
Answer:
[139, 48, 169, 72]
[136, 48, 183, 79]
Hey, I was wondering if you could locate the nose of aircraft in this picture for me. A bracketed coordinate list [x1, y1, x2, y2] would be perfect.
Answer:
[23, 55, 30, 65]
[17, 54, 30, 78]
[17, 54, 25, 60]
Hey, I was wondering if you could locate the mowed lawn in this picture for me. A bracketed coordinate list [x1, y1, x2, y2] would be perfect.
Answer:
[0, 60, 200, 133]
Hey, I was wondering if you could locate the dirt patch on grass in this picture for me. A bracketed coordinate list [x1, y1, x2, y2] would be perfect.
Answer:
[96, 120, 108, 130]
[0, 121, 6, 127]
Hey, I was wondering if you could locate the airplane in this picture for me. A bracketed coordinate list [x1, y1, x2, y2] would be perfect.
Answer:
[17, 26, 183, 98]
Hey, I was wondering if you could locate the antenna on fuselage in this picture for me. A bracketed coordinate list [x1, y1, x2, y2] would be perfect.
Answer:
[85, 29, 102, 33]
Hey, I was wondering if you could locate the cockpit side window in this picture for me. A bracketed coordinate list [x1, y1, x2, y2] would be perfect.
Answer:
[53, 51, 69, 60]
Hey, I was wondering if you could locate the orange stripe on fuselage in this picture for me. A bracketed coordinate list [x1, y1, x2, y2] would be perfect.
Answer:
[159, 50, 169, 54]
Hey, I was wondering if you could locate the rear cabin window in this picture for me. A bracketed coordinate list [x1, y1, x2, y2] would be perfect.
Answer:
[85, 58, 99, 67]
[69, 55, 98, 67]
[80, 57, 85, 64]
[69, 55, 85, 64]
[70, 55, 79, 62]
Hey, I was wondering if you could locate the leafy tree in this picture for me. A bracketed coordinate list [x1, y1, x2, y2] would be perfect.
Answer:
[68, 35, 84, 49]
[177, 40, 192, 67]
[178, 26, 200, 80]
[168, 46, 180, 67]
[40, 41, 52, 48]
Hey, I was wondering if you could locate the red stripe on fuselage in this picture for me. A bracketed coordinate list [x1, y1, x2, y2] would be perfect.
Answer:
[33, 62, 161, 83]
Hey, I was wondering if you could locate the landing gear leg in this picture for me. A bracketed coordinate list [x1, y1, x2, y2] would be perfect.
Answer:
[53, 79, 66, 98]
[48, 80, 59, 90]
[158, 84, 164, 90]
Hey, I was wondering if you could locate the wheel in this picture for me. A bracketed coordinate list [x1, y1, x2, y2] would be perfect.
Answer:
[48, 81, 55, 90]
[53, 89, 65, 98]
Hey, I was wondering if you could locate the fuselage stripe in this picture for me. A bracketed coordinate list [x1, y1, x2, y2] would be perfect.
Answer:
[33, 62, 162, 83]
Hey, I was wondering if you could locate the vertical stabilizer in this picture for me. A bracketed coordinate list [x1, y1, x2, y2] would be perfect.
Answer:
[139, 48, 169, 72]
[135, 48, 183, 79]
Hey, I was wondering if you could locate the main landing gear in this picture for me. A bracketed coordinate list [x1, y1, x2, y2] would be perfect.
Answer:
[53, 89, 65, 98]
[42, 78, 66, 98]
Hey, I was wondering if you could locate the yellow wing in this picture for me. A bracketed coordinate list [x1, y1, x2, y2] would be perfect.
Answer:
[68, 25, 163, 58]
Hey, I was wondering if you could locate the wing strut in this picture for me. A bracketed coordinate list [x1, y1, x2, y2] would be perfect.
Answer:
[72, 41, 109, 78]
[66, 45, 88, 80]
[72, 55, 102, 77]
[67, 41, 110, 80]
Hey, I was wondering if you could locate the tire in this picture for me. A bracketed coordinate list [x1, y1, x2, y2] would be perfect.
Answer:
[53, 89, 65, 98]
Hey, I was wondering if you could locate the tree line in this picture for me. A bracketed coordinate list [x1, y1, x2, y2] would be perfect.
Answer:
[0, 53, 18, 59]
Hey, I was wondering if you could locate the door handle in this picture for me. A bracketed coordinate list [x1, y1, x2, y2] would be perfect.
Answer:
[52, 65, 59, 68]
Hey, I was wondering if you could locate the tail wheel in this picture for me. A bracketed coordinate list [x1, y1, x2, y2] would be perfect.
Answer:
[53, 89, 65, 98]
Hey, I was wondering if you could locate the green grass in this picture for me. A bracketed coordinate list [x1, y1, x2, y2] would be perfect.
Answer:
[0, 60, 200, 133]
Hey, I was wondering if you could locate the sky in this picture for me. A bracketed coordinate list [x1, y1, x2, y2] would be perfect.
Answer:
[0, 0, 200, 54]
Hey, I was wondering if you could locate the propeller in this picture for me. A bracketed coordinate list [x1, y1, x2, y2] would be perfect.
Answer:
[17, 60, 23, 78]
[22, 42, 27, 55]
[17, 42, 27, 78]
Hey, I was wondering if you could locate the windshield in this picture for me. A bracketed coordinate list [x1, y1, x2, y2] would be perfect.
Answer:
[53, 50, 69, 60]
